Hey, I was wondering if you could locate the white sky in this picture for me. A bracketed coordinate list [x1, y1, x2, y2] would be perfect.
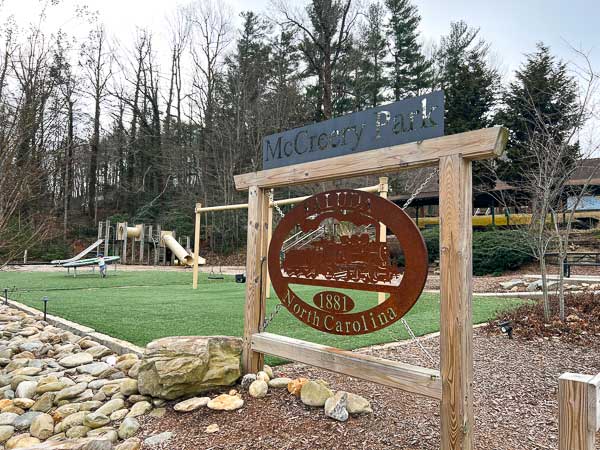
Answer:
[1, 0, 599, 153]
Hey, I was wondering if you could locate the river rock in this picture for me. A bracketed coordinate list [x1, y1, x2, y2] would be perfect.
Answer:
[240, 374, 256, 389]
[126, 401, 151, 418]
[65, 425, 91, 438]
[248, 380, 268, 398]
[300, 381, 333, 407]
[0, 413, 18, 426]
[173, 397, 210, 412]
[268, 377, 292, 388]
[77, 362, 113, 377]
[207, 394, 243, 411]
[96, 398, 125, 416]
[55, 383, 88, 402]
[346, 392, 372, 414]
[30, 413, 54, 440]
[13, 398, 34, 409]
[83, 411, 110, 429]
[118, 417, 140, 440]
[31, 392, 54, 413]
[13, 411, 42, 431]
[110, 409, 129, 421]
[5, 433, 40, 449]
[59, 353, 93, 368]
[0, 425, 14, 443]
[116, 438, 142, 450]
[137, 336, 242, 400]
[120, 379, 138, 396]
[15, 380, 37, 399]
[324, 391, 348, 422]
[144, 431, 173, 446]
[287, 378, 308, 397]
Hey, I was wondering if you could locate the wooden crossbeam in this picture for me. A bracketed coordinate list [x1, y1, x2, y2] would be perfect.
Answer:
[235, 127, 507, 190]
[251, 332, 442, 400]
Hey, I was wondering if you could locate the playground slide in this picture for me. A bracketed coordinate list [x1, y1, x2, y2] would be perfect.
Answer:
[163, 234, 205, 266]
[51, 239, 104, 265]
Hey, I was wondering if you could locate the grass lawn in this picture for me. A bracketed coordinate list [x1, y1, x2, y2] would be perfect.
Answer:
[0, 270, 522, 363]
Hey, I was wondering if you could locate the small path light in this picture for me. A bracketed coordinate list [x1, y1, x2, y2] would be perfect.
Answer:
[498, 320, 513, 339]
[42, 296, 49, 322]
[3, 288, 7, 306]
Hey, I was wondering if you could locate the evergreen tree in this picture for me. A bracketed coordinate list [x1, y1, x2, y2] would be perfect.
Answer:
[384, 0, 432, 100]
[436, 21, 500, 188]
[437, 21, 499, 135]
[356, 2, 387, 108]
[496, 43, 580, 183]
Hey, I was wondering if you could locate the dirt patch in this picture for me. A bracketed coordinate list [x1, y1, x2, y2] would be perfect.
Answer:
[136, 329, 600, 449]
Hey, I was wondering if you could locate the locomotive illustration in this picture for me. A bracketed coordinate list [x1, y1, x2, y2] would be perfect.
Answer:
[282, 233, 400, 283]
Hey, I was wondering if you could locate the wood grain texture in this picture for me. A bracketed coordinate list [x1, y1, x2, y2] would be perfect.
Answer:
[439, 155, 473, 450]
[252, 332, 442, 399]
[242, 187, 270, 374]
[559, 372, 598, 450]
[265, 203, 273, 299]
[378, 176, 389, 305]
[192, 203, 201, 290]
[235, 127, 507, 190]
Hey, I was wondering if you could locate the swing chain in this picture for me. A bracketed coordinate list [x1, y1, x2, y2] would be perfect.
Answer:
[401, 168, 439, 211]
[261, 303, 284, 331]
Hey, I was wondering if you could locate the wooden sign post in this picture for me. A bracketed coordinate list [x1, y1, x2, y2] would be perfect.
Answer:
[235, 127, 507, 450]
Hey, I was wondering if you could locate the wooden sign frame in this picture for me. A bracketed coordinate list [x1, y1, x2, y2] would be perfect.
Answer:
[234, 126, 508, 450]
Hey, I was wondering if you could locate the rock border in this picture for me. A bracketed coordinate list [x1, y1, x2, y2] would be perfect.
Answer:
[0, 296, 143, 357]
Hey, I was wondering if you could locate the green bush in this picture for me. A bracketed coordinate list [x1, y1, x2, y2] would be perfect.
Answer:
[472, 230, 532, 276]
[417, 227, 532, 276]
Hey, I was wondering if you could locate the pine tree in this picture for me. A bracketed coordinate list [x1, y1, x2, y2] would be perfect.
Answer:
[437, 21, 499, 134]
[357, 2, 387, 108]
[436, 21, 500, 188]
[384, 0, 432, 100]
[496, 43, 580, 183]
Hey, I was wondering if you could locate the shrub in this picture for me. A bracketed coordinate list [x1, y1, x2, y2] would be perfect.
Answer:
[415, 227, 532, 276]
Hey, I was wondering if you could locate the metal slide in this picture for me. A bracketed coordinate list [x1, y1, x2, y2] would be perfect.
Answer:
[162, 234, 206, 266]
[51, 239, 104, 265]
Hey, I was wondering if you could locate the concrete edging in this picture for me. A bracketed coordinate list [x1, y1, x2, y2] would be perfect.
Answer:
[0, 296, 144, 357]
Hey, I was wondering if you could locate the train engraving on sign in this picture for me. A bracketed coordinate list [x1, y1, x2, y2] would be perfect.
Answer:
[268, 189, 428, 335]
[262, 91, 444, 170]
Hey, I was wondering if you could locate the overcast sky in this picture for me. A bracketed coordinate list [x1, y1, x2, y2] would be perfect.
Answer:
[2, 0, 598, 74]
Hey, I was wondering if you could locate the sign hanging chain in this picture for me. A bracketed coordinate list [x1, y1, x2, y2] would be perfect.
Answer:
[401, 168, 439, 211]
[399, 167, 438, 366]
[400, 318, 436, 365]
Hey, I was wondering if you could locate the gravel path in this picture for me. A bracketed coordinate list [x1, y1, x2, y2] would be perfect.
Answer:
[137, 329, 600, 449]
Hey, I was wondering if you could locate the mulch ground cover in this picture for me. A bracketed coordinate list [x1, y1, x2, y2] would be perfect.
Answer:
[486, 292, 600, 344]
[137, 326, 600, 449]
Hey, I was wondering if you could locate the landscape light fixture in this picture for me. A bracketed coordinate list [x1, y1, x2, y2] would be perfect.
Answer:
[498, 320, 513, 339]
[3, 288, 7, 306]
[42, 296, 49, 322]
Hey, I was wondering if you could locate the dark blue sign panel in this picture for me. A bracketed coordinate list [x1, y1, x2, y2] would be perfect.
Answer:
[263, 91, 444, 170]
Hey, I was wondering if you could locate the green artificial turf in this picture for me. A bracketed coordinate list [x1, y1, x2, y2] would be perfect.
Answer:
[0, 270, 522, 364]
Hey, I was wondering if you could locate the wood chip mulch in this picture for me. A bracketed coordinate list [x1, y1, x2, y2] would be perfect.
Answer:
[136, 329, 600, 450]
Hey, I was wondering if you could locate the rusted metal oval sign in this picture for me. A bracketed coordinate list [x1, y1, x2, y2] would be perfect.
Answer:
[268, 189, 428, 335]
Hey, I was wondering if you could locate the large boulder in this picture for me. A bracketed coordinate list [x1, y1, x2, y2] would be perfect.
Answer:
[137, 336, 242, 400]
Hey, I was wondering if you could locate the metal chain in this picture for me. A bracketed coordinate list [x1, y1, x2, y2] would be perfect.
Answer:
[401, 168, 439, 211]
[401, 318, 436, 365]
[261, 303, 284, 331]
[268, 191, 286, 219]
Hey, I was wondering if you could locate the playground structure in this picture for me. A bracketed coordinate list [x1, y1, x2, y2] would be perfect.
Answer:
[62, 256, 120, 277]
[97, 220, 203, 267]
